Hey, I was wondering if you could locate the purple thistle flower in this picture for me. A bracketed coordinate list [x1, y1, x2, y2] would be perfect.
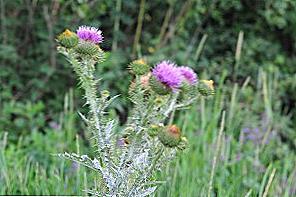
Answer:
[152, 61, 182, 89]
[178, 66, 198, 84]
[77, 26, 103, 44]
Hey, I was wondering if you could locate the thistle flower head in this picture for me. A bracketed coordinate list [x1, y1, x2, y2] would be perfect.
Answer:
[57, 29, 79, 48]
[77, 26, 103, 44]
[178, 66, 198, 84]
[198, 80, 215, 96]
[158, 124, 182, 147]
[129, 59, 150, 75]
[152, 61, 182, 90]
[62, 29, 75, 37]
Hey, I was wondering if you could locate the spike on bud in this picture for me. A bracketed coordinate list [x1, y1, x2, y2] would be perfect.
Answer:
[158, 125, 181, 147]
[198, 80, 215, 96]
[149, 76, 171, 95]
[129, 59, 150, 75]
[57, 29, 79, 48]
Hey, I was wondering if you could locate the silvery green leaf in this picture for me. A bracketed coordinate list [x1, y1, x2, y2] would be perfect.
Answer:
[78, 111, 89, 123]
[105, 120, 115, 141]
[92, 158, 101, 170]
[138, 186, 157, 197]
[134, 151, 149, 170]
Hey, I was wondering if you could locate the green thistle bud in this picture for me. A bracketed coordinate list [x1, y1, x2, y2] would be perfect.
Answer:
[198, 80, 215, 96]
[123, 127, 135, 136]
[75, 41, 101, 56]
[180, 81, 192, 93]
[57, 29, 79, 48]
[129, 59, 150, 75]
[158, 125, 181, 147]
[179, 81, 194, 100]
[177, 137, 189, 150]
[147, 124, 161, 137]
[149, 76, 170, 95]
[154, 96, 165, 106]
[100, 90, 110, 98]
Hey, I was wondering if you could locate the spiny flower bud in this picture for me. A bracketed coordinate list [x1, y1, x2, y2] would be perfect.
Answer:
[149, 76, 170, 95]
[100, 90, 110, 99]
[158, 125, 181, 147]
[178, 81, 194, 101]
[129, 59, 150, 75]
[198, 80, 215, 96]
[180, 81, 192, 94]
[57, 29, 79, 48]
[75, 41, 102, 56]
[147, 124, 162, 137]
[154, 96, 165, 106]
[123, 126, 135, 136]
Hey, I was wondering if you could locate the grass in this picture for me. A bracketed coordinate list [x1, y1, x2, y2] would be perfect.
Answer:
[0, 69, 295, 196]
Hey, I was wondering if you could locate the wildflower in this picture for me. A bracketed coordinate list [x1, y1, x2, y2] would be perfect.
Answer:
[77, 26, 103, 44]
[198, 80, 215, 96]
[57, 29, 79, 48]
[150, 61, 182, 95]
[178, 66, 198, 85]
[129, 59, 150, 75]
[158, 125, 181, 147]
[241, 127, 274, 145]
[75, 26, 104, 56]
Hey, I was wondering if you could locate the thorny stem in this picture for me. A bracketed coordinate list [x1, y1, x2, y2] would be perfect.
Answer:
[149, 146, 164, 173]
[64, 52, 112, 171]
[164, 92, 179, 117]
[168, 109, 176, 125]
[128, 146, 164, 197]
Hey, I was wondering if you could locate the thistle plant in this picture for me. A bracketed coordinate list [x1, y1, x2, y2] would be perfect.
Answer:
[56, 25, 214, 196]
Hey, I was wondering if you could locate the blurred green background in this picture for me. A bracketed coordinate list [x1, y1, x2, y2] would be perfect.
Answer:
[0, 0, 295, 196]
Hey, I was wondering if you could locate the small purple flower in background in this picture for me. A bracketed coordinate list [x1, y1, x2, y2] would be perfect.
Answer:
[71, 162, 79, 172]
[178, 66, 198, 84]
[152, 61, 182, 90]
[77, 26, 103, 44]
[49, 121, 61, 130]
[117, 138, 126, 147]
[240, 127, 275, 145]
